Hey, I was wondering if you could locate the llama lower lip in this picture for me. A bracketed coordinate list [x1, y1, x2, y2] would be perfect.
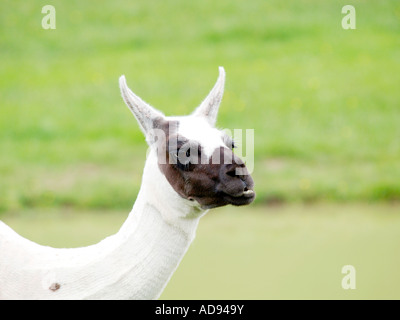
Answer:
[224, 190, 255, 206]
[242, 189, 254, 197]
[231, 189, 254, 198]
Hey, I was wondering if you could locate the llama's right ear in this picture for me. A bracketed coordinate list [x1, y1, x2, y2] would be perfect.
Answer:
[192, 66, 225, 127]
[119, 75, 166, 140]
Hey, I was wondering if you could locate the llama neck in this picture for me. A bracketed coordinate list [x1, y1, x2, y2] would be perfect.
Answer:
[82, 150, 206, 299]
[87, 167, 204, 299]
[0, 150, 205, 300]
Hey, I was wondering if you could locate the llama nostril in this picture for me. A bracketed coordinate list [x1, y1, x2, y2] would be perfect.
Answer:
[244, 186, 248, 192]
[225, 164, 238, 178]
[226, 169, 236, 178]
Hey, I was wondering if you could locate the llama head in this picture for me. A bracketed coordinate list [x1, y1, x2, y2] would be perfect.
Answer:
[119, 67, 255, 210]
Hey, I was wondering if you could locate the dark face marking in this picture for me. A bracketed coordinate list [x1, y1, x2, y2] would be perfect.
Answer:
[155, 119, 255, 209]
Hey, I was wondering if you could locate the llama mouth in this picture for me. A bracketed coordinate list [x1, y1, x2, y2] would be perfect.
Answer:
[242, 189, 255, 197]
[230, 188, 255, 198]
[223, 189, 255, 206]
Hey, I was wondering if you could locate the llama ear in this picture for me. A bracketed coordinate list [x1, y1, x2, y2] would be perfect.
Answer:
[192, 66, 225, 127]
[119, 75, 165, 138]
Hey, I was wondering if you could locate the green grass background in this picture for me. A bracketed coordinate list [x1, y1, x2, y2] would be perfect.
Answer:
[1, 0, 399, 299]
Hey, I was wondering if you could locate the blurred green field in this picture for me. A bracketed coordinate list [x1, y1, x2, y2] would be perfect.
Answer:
[1, 0, 400, 300]
[3, 204, 400, 299]
[1, 0, 399, 211]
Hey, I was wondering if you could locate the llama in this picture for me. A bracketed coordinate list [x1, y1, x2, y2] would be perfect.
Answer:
[0, 67, 255, 300]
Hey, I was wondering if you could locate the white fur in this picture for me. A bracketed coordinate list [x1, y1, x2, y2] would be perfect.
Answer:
[0, 67, 226, 300]
[169, 115, 226, 159]
[0, 149, 205, 300]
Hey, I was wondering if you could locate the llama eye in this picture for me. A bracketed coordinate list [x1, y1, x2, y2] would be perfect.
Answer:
[177, 159, 191, 171]
[174, 147, 192, 171]
[222, 134, 236, 150]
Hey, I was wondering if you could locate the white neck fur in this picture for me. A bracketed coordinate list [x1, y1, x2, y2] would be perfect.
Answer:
[0, 148, 206, 300]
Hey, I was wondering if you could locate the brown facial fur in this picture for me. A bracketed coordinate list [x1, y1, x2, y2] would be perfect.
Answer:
[154, 119, 255, 209]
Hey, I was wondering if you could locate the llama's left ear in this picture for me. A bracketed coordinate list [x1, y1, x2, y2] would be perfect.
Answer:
[192, 66, 225, 127]
[119, 75, 166, 140]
